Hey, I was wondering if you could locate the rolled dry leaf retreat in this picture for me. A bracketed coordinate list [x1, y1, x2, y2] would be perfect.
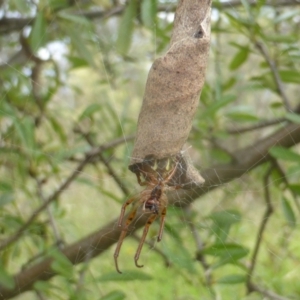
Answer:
[129, 0, 211, 187]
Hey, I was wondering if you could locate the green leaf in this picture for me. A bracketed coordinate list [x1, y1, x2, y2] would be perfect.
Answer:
[116, 0, 138, 55]
[0, 262, 15, 289]
[78, 103, 102, 121]
[225, 12, 255, 31]
[50, 250, 74, 278]
[229, 46, 249, 70]
[202, 243, 249, 261]
[240, 0, 252, 17]
[209, 210, 241, 243]
[210, 149, 232, 164]
[269, 147, 300, 163]
[0, 181, 13, 193]
[285, 113, 300, 124]
[49, 0, 68, 10]
[275, 11, 299, 23]
[0, 193, 14, 207]
[164, 238, 196, 273]
[97, 271, 153, 282]
[101, 290, 126, 300]
[279, 70, 300, 84]
[222, 77, 236, 91]
[209, 210, 241, 226]
[226, 106, 258, 122]
[200, 94, 236, 119]
[53, 145, 89, 162]
[10, 0, 30, 12]
[288, 184, 300, 196]
[48, 116, 67, 143]
[216, 274, 246, 284]
[60, 23, 95, 68]
[141, 0, 157, 28]
[58, 12, 91, 27]
[263, 34, 296, 43]
[29, 12, 47, 53]
[281, 197, 296, 227]
[14, 117, 36, 154]
[34, 280, 53, 293]
[68, 56, 89, 69]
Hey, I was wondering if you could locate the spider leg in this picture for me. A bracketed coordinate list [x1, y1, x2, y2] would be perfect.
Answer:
[114, 205, 138, 274]
[157, 206, 167, 242]
[134, 213, 157, 268]
[118, 196, 136, 227]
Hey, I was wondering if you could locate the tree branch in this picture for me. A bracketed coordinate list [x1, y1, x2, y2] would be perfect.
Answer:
[1, 122, 299, 299]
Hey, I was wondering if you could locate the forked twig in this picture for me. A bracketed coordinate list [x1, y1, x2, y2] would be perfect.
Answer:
[255, 41, 291, 112]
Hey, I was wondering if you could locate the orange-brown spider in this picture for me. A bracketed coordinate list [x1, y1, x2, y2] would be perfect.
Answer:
[114, 156, 180, 273]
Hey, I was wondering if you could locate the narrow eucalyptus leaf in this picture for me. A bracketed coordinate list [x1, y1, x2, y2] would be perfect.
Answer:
[98, 271, 153, 282]
[29, 12, 47, 53]
[269, 147, 300, 163]
[101, 290, 126, 300]
[281, 197, 296, 227]
[216, 274, 246, 284]
[116, 0, 138, 55]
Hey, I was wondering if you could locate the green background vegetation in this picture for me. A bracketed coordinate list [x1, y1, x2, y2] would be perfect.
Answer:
[0, 0, 300, 299]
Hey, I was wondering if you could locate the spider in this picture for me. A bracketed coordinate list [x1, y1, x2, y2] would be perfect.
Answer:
[114, 155, 180, 273]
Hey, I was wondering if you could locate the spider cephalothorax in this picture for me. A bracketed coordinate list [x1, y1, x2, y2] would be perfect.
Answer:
[114, 155, 181, 273]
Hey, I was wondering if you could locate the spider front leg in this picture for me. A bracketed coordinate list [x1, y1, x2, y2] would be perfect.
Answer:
[134, 213, 158, 268]
[134, 193, 168, 268]
[157, 206, 167, 242]
[117, 196, 136, 227]
[114, 199, 138, 274]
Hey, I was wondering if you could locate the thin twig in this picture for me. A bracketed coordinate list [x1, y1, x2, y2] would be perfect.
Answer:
[247, 165, 274, 290]
[35, 177, 64, 249]
[227, 118, 286, 134]
[76, 127, 130, 196]
[0, 134, 134, 252]
[255, 41, 292, 112]
[248, 282, 291, 300]
[184, 207, 212, 284]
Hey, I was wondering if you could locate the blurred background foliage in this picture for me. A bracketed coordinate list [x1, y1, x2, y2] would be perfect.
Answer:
[0, 0, 300, 299]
